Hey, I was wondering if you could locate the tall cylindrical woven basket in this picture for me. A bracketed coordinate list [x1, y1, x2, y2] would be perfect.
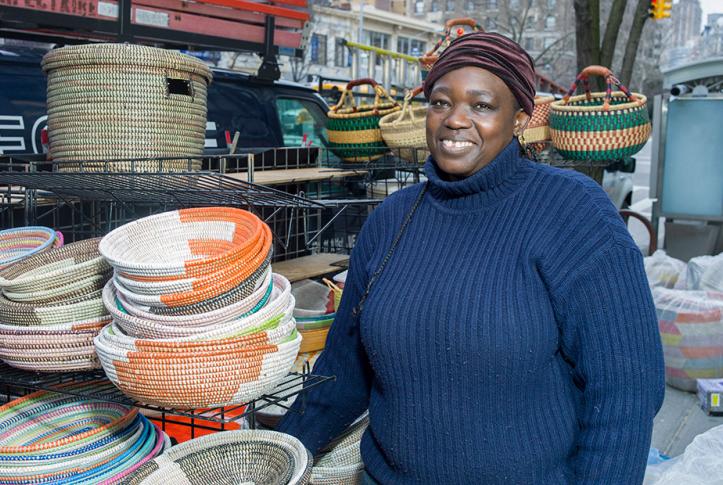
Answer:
[549, 65, 650, 161]
[42, 44, 213, 172]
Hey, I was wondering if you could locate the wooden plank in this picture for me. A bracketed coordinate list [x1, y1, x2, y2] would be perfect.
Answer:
[273, 253, 349, 283]
[135, 0, 305, 29]
[226, 167, 367, 186]
[193, 0, 309, 21]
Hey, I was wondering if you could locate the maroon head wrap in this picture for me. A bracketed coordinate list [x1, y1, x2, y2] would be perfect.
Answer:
[423, 32, 536, 116]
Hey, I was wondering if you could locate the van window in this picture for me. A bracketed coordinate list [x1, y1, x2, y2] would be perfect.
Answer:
[206, 81, 275, 147]
[275, 98, 328, 148]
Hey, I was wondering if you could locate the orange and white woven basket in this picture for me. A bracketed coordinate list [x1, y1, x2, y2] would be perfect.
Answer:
[525, 95, 555, 147]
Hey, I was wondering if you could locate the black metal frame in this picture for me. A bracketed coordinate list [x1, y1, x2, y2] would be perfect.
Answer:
[0, 362, 333, 435]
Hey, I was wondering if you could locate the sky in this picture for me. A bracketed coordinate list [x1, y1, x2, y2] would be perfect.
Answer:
[699, 0, 722, 27]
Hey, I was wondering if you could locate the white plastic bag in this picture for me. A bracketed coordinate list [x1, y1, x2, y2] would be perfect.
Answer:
[699, 253, 723, 292]
[644, 250, 686, 289]
[654, 288, 723, 391]
[645, 424, 723, 485]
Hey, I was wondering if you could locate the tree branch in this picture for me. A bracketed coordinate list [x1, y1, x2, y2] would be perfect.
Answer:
[619, 0, 650, 86]
[600, 0, 628, 67]
[534, 32, 573, 63]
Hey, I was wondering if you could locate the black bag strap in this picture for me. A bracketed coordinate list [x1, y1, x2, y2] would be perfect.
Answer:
[351, 182, 429, 319]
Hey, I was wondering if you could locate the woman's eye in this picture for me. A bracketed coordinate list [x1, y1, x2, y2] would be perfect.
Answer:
[474, 103, 492, 110]
[430, 99, 449, 107]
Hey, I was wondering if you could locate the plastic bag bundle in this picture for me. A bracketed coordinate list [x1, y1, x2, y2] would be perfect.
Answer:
[644, 250, 686, 289]
[685, 253, 723, 292]
[654, 287, 723, 391]
[643, 424, 723, 485]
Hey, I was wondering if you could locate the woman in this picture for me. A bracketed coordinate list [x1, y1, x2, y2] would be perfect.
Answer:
[278, 32, 665, 484]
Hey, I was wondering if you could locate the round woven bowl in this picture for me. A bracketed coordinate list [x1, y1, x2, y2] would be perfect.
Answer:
[0, 226, 61, 271]
[105, 272, 291, 340]
[42, 43, 212, 172]
[0, 316, 109, 371]
[0, 238, 110, 302]
[0, 384, 165, 484]
[99, 207, 272, 309]
[123, 430, 312, 485]
[379, 104, 429, 164]
[312, 414, 369, 484]
[525, 95, 555, 149]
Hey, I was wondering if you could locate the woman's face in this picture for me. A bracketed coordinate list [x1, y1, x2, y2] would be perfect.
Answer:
[426, 66, 529, 179]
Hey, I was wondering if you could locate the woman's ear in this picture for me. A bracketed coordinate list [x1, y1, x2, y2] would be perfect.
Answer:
[513, 110, 531, 137]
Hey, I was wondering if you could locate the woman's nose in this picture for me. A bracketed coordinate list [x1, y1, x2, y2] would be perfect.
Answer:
[444, 105, 472, 130]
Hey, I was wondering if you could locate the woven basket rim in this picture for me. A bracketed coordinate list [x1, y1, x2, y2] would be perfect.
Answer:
[378, 105, 427, 129]
[534, 94, 555, 104]
[328, 103, 400, 120]
[551, 91, 647, 113]
[41, 44, 213, 84]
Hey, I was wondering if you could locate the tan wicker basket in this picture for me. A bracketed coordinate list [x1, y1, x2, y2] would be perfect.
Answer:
[524, 95, 555, 150]
[41, 44, 213, 172]
[379, 87, 429, 164]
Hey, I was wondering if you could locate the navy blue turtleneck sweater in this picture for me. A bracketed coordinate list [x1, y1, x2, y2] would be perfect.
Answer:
[278, 140, 665, 484]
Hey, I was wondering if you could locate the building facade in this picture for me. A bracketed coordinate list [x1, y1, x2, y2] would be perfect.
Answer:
[672, 0, 702, 47]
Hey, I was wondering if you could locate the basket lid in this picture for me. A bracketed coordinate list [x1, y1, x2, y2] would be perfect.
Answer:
[41, 43, 213, 84]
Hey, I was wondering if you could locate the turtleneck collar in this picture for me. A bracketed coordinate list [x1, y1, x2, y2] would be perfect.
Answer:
[424, 138, 531, 212]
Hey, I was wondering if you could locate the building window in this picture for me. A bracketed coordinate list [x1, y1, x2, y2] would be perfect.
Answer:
[525, 15, 535, 30]
[547, 0, 556, 7]
[310, 34, 327, 65]
[415, 0, 424, 13]
[486, 17, 497, 30]
[466, 0, 474, 10]
[487, 0, 497, 8]
[545, 15, 556, 30]
[446, 0, 455, 11]
[398, 36, 426, 57]
[366, 30, 390, 65]
[431, 0, 440, 11]
[524, 37, 534, 51]
[543, 37, 555, 48]
[334, 38, 349, 67]
[510, 0, 519, 7]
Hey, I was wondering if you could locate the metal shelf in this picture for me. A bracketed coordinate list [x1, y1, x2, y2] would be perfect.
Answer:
[0, 362, 333, 430]
[0, 156, 325, 209]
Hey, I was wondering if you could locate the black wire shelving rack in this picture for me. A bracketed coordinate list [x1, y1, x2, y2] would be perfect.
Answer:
[0, 362, 334, 437]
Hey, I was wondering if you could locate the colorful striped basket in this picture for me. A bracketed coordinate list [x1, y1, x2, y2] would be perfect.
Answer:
[379, 86, 430, 164]
[0, 227, 63, 271]
[122, 430, 312, 485]
[0, 383, 166, 484]
[550, 65, 651, 161]
[524, 94, 556, 152]
[418, 18, 483, 79]
[327, 78, 400, 163]
[42, 43, 212, 172]
[99, 207, 272, 312]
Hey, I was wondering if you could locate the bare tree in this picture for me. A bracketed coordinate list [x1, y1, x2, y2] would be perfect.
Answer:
[573, 0, 649, 87]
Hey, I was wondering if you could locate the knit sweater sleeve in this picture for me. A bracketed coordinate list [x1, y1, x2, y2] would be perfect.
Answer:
[275, 207, 378, 455]
[550, 242, 665, 484]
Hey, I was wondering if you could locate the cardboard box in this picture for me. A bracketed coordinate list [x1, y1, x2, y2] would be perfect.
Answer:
[697, 379, 723, 414]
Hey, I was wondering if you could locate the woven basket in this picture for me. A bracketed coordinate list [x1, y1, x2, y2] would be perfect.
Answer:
[0, 384, 165, 484]
[299, 326, 330, 354]
[122, 430, 311, 485]
[379, 86, 429, 164]
[524, 95, 555, 152]
[324, 278, 343, 312]
[41, 43, 212, 172]
[99, 207, 272, 310]
[419, 18, 483, 79]
[0, 227, 62, 270]
[550, 65, 651, 161]
[311, 414, 369, 485]
[327, 78, 400, 162]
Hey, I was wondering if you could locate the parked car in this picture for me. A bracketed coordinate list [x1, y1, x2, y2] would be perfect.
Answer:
[0, 46, 331, 158]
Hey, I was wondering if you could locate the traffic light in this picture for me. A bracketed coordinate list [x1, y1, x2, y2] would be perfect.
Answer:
[649, 0, 672, 20]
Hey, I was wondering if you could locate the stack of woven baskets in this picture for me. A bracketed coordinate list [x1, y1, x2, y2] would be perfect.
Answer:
[0, 238, 112, 371]
[292, 279, 335, 355]
[0, 384, 168, 484]
[96, 207, 302, 408]
[0, 226, 63, 270]
[123, 430, 311, 484]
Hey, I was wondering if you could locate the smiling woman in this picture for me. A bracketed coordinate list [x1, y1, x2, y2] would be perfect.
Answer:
[278, 32, 665, 485]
